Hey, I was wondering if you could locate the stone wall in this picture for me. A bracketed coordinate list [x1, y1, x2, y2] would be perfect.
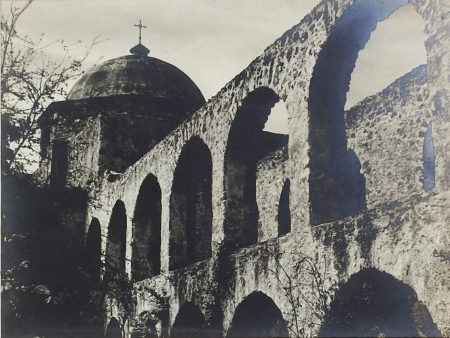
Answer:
[256, 146, 288, 242]
[346, 65, 430, 209]
[76, 0, 450, 336]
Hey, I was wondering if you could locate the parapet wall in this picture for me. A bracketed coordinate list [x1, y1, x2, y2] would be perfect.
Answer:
[346, 65, 431, 208]
[256, 146, 288, 242]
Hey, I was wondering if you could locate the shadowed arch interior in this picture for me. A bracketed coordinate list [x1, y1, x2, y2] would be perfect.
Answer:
[85, 217, 102, 280]
[132, 174, 162, 282]
[319, 268, 440, 337]
[105, 318, 122, 338]
[224, 87, 287, 249]
[277, 179, 291, 236]
[227, 291, 289, 337]
[105, 200, 127, 276]
[171, 302, 206, 338]
[169, 136, 213, 270]
[307, 0, 425, 225]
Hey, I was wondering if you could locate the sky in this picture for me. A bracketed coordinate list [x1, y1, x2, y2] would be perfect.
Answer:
[2, 0, 427, 133]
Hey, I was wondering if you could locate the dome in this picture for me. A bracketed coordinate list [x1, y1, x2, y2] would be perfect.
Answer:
[68, 55, 205, 103]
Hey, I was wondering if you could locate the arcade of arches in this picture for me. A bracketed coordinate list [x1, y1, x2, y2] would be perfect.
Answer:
[83, 0, 447, 337]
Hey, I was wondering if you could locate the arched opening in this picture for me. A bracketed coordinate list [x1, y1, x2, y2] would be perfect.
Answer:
[132, 174, 162, 281]
[277, 179, 291, 236]
[345, 4, 427, 109]
[85, 217, 102, 280]
[105, 318, 122, 338]
[105, 200, 127, 276]
[319, 268, 440, 337]
[224, 87, 288, 248]
[169, 136, 213, 270]
[264, 100, 289, 134]
[307, 0, 430, 225]
[227, 291, 289, 337]
[171, 302, 206, 338]
[423, 123, 435, 191]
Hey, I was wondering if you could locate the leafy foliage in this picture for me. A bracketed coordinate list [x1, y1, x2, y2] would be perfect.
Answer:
[1, 175, 105, 337]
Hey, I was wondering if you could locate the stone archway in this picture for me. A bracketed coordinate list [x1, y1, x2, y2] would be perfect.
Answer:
[131, 174, 162, 282]
[105, 200, 127, 277]
[319, 268, 440, 337]
[170, 302, 206, 337]
[227, 291, 289, 337]
[169, 136, 213, 270]
[306, 0, 440, 225]
[224, 87, 287, 249]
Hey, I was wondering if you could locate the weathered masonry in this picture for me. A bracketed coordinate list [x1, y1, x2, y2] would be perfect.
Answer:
[36, 0, 450, 336]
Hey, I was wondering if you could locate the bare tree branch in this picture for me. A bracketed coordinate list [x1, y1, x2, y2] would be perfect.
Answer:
[1, 0, 101, 174]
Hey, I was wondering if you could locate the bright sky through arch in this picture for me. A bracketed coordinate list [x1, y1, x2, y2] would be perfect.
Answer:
[345, 4, 427, 109]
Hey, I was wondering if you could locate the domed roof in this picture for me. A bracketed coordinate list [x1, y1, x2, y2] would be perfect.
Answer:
[68, 55, 205, 102]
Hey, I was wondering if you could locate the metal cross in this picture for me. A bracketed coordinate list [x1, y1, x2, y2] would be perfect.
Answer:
[134, 20, 147, 44]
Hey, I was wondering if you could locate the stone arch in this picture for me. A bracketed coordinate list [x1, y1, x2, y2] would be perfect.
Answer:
[105, 200, 127, 276]
[307, 0, 434, 225]
[131, 174, 162, 281]
[277, 179, 291, 236]
[423, 123, 436, 191]
[171, 302, 206, 337]
[224, 87, 287, 248]
[227, 291, 289, 337]
[319, 268, 440, 337]
[169, 136, 213, 270]
[105, 317, 122, 338]
[85, 217, 102, 280]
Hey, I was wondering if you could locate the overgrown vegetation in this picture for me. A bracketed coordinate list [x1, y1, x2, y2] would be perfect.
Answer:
[269, 252, 337, 337]
[1, 175, 104, 337]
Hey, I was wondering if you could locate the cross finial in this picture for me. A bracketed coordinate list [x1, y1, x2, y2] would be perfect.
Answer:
[134, 20, 147, 44]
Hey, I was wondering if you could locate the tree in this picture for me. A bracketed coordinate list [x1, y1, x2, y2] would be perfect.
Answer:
[1, 2, 104, 336]
[268, 252, 337, 337]
[1, 0, 100, 174]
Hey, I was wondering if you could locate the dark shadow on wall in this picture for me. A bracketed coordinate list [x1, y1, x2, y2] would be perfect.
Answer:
[278, 179, 291, 236]
[132, 174, 162, 281]
[224, 87, 286, 249]
[319, 268, 440, 337]
[105, 317, 122, 338]
[308, 0, 418, 225]
[227, 291, 289, 338]
[85, 217, 102, 281]
[105, 200, 127, 275]
[169, 136, 213, 270]
[170, 302, 208, 338]
[50, 138, 69, 189]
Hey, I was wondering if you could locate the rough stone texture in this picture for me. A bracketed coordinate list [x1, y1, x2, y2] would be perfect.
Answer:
[256, 146, 288, 242]
[38, 0, 450, 336]
[346, 65, 430, 209]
